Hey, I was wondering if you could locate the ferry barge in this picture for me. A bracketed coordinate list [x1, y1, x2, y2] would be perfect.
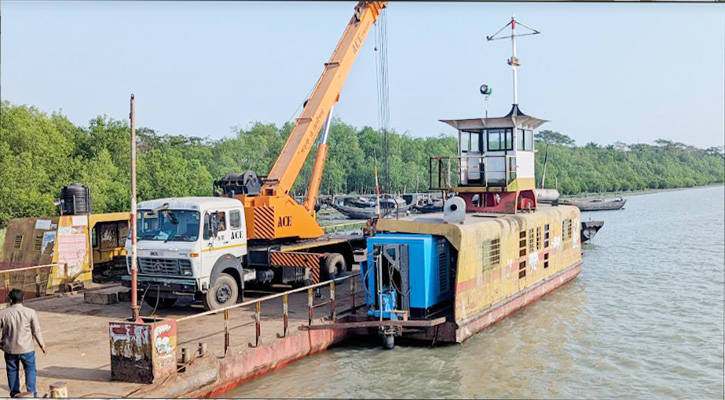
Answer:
[309, 17, 583, 347]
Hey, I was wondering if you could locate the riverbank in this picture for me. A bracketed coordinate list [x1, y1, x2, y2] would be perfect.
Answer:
[558, 182, 724, 200]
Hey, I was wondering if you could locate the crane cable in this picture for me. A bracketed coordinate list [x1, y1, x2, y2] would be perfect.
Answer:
[374, 8, 391, 195]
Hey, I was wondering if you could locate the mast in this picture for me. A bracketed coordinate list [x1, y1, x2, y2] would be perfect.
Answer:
[487, 15, 540, 107]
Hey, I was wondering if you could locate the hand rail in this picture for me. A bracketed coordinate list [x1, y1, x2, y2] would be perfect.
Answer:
[175, 273, 363, 356]
[175, 273, 357, 323]
[0, 263, 68, 302]
[429, 155, 517, 190]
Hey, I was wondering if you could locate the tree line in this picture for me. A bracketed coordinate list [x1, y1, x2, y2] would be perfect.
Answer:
[1, 100, 723, 228]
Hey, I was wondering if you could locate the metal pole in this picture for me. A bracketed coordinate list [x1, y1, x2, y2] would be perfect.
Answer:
[282, 293, 289, 337]
[329, 280, 336, 321]
[511, 15, 518, 105]
[307, 287, 314, 326]
[224, 309, 230, 355]
[130, 94, 140, 322]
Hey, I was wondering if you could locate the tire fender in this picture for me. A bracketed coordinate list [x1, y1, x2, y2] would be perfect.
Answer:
[209, 254, 244, 297]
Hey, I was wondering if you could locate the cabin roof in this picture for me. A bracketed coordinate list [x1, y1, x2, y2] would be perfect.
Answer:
[440, 104, 548, 131]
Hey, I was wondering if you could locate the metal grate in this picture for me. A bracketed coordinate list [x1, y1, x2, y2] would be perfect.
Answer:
[34, 236, 43, 251]
[13, 235, 23, 250]
[437, 240, 449, 294]
[482, 238, 500, 270]
[138, 258, 190, 275]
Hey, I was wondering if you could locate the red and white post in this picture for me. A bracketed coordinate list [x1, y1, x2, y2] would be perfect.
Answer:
[130, 94, 140, 321]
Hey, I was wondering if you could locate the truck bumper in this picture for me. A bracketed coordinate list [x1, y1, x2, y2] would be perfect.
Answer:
[121, 275, 198, 294]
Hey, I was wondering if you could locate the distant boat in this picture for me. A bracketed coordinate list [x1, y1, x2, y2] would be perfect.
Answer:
[561, 197, 626, 211]
[413, 198, 443, 214]
[581, 220, 604, 243]
[328, 197, 412, 219]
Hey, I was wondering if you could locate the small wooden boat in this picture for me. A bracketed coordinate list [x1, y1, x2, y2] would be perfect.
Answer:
[581, 220, 604, 243]
[328, 197, 412, 219]
[413, 199, 443, 214]
[560, 197, 626, 211]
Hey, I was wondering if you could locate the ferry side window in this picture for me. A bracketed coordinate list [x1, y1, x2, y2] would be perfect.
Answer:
[504, 129, 513, 150]
[517, 129, 525, 150]
[230, 210, 241, 230]
[460, 131, 470, 152]
[487, 130, 502, 151]
[525, 130, 534, 151]
[470, 131, 481, 152]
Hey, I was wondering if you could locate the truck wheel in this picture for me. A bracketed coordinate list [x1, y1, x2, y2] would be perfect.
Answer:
[203, 272, 238, 310]
[322, 253, 346, 280]
[143, 294, 177, 309]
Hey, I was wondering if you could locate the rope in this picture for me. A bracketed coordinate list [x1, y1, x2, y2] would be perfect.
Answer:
[374, 8, 391, 194]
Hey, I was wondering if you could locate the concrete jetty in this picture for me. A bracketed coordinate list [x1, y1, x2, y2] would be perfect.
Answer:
[0, 278, 363, 398]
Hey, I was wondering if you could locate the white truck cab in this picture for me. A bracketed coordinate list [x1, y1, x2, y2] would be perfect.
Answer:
[123, 197, 253, 310]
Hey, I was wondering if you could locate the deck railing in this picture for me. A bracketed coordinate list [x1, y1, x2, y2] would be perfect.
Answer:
[175, 273, 365, 356]
[429, 155, 517, 191]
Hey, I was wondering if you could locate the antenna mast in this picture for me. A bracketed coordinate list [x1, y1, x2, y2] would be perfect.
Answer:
[487, 15, 540, 106]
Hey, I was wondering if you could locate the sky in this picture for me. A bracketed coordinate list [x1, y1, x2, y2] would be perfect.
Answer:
[1, 1, 723, 149]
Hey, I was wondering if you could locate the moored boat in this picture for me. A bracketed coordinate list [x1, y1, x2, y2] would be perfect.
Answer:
[561, 197, 626, 211]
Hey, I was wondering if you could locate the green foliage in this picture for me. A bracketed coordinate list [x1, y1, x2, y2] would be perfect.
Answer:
[535, 132, 725, 195]
[0, 102, 723, 228]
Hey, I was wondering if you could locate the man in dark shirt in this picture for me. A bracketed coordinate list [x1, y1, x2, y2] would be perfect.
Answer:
[0, 289, 47, 397]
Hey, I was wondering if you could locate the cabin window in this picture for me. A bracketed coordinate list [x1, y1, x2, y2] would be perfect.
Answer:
[528, 229, 535, 253]
[470, 131, 481, 152]
[544, 253, 550, 269]
[487, 129, 513, 151]
[217, 212, 227, 231]
[544, 224, 550, 248]
[563, 219, 572, 242]
[518, 261, 526, 279]
[230, 210, 242, 230]
[460, 131, 470, 152]
[517, 129, 534, 151]
[519, 231, 527, 257]
[460, 130, 483, 153]
[536, 227, 542, 251]
[13, 235, 23, 250]
[482, 238, 500, 271]
[34, 235, 43, 251]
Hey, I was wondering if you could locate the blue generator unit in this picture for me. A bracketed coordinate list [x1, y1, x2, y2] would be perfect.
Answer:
[362, 234, 455, 319]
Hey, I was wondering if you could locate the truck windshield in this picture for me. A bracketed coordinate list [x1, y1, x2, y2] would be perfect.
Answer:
[136, 210, 200, 242]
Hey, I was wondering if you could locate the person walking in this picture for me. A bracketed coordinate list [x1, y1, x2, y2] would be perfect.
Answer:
[0, 289, 47, 397]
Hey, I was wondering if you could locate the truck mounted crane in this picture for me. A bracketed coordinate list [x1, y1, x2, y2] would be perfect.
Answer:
[124, 1, 388, 310]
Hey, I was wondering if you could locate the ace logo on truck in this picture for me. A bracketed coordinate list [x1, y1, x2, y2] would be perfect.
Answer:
[278, 216, 292, 228]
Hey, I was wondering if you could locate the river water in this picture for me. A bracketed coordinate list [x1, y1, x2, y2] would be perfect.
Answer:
[225, 186, 725, 399]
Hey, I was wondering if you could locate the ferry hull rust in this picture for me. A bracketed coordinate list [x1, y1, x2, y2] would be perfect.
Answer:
[152, 325, 350, 399]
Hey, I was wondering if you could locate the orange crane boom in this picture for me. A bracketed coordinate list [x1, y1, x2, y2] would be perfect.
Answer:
[236, 1, 387, 241]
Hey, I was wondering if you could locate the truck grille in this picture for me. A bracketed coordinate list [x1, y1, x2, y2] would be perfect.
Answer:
[138, 258, 190, 276]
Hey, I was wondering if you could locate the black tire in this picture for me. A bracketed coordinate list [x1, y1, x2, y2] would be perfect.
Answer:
[143, 294, 177, 309]
[202, 272, 239, 311]
[322, 253, 346, 280]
